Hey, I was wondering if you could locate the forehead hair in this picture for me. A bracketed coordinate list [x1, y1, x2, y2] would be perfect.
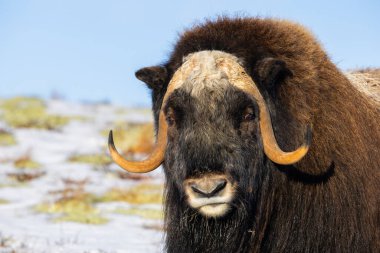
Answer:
[179, 51, 244, 103]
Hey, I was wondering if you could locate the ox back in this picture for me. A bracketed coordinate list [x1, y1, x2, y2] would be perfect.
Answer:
[134, 17, 380, 253]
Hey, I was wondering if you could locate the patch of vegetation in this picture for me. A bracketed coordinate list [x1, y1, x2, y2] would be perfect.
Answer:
[0, 97, 70, 129]
[101, 122, 154, 155]
[70, 115, 90, 122]
[0, 129, 16, 146]
[0, 199, 9, 204]
[35, 199, 108, 224]
[114, 207, 163, 220]
[35, 179, 163, 224]
[114, 171, 151, 181]
[0, 182, 27, 188]
[68, 153, 112, 166]
[7, 171, 46, 182]
[97, 183, 163, 205]
[14, 155, 40, 169]
[35, 178, 108, 225]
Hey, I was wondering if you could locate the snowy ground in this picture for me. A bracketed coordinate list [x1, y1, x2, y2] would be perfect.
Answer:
[0, 99, 164, 253]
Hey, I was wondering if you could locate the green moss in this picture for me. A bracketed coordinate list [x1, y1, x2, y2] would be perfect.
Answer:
[0, 130, 16, 146]
[115, 207, 163, 220]
[97, 183, 163, 205]
[68, 153, 112, 166]
[0, 97, 70, 129]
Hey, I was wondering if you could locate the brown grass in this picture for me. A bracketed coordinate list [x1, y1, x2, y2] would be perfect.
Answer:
[7, 171, 46, 183]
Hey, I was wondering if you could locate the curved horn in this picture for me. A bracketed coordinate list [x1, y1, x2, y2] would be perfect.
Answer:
[108, 110, 167, 173]
[108, 67, 185, 173]
[218, 59, 311, 165]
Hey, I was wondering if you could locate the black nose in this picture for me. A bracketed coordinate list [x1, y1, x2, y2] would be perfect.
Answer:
[191, 179, 227, 198]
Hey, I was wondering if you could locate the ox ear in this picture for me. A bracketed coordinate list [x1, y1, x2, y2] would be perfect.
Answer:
[255, 58, 293, 96]
[135, 66, 168, 90]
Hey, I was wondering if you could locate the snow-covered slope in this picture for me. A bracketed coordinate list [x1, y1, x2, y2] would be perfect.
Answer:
[0, 98, 164, 253]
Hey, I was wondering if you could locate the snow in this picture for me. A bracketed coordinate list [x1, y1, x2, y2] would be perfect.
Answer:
[0, 99, 164, 253]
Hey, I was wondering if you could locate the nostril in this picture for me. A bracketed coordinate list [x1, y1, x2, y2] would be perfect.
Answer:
[190, 185, 207, 196]
[210, 179, 227, 196]
[190, 179, 227, 198]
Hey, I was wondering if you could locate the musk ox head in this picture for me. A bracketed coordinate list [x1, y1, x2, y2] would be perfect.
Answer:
[109, 50, 311, 218]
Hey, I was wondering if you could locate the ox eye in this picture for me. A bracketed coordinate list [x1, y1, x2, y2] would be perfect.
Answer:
[166, 107, 176, 126]
[242, 107, 255, 121]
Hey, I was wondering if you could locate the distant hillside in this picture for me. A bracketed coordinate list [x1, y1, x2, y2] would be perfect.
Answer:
[346, 68, 380, 107]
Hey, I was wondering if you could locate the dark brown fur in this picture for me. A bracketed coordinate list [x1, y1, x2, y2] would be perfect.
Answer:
[137, 17, 380, 252]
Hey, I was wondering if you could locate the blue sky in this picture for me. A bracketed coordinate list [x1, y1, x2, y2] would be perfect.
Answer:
[0, 1, 379, 107]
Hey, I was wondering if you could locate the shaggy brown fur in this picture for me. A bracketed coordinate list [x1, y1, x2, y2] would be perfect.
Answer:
[137, 17, 380, 252]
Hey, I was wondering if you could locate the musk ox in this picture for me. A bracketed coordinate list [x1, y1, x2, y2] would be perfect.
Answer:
[108, 17, 380, 252]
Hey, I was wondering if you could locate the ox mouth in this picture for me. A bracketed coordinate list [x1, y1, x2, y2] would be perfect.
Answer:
[189, 198, 231, 209]
[197, 203, 231, 217]
[199, 202, 227, 207]
[183, 174, 235, 217]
